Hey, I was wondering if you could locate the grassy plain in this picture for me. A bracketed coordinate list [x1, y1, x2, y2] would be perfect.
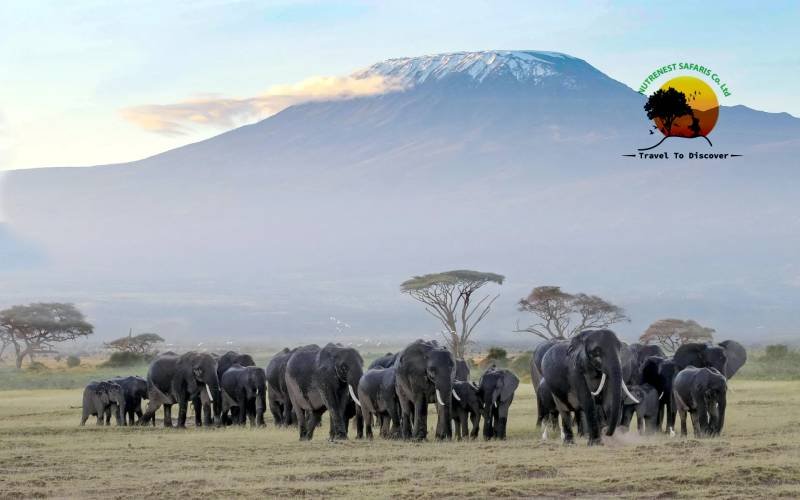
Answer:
[1, 378, 799, 498]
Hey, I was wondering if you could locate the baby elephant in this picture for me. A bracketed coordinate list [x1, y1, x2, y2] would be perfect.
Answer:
[81, 381, 124, 426]
[619, 383, 660, 435]
[673, 366, 727, 438]
[451, 381, 482, 440]
[477, 366, 519, 440]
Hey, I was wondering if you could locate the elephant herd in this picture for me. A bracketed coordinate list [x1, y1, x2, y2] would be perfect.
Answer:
[531, 329, 747, 445]
[79, 339, 520, 442]
[79, 332, 745, 445]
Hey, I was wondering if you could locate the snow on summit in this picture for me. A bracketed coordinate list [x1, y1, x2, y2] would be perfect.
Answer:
[355, 50, 586, 86]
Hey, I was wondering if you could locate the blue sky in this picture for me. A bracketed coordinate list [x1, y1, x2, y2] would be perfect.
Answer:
[1, 0, 798, 171]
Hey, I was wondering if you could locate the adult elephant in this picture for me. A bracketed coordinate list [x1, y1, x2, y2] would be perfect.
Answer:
[395, 339, 456, 441]
[221, 364, 267, 427]
[80, 381, 123, 426]
[477, 366, 519, 440]
[674, 343, 727, 375]
[358, 366, 401, 439]
[285, 343, 364, 441]
[368, 352, 398, 369]
[265, 347, 296, 426]
[673, 366, 727, 437]
[541, 329, 639, 445]
[640, 355, 679, 435]
[718, 340, 747, 379]
[141, 352, 221, 428]
[110, 376, 148, 426]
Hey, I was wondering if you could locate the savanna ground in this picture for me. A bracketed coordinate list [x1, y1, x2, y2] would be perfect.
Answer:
[1, 357, 799, 500]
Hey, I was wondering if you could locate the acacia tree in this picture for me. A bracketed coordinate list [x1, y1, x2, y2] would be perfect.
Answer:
[639, 318, 715, 353]
[106, 329, 164, 356]
[401, 270, 504, 358]
[515, 286, 629, 340]
[0, 303, 94, 369]
[645, 87, 693, 137]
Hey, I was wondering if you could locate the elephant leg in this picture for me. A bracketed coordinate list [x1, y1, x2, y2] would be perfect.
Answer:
[559, 410, 575, 445]
[297, 409, 309, 440]
[192, 399, 202, 426]
[470, 411, 480, 440]
[162, 404, 172, 427]
[355, 409, 364, 440]
[295, 407, 308, 440]
[690, 410, 702, 438]
[306, 409, 324, 440]
[365, 412, 374, 440]
[412, 395, 428, 441]
[269, 398, 282, 426]
[575, 410, 585, 436]
[398, 398, 413, 440]
[96, 413, 103, 426]
[483, 407, 494, 440]
[679, 408, 688, 437]
[203, 402, 213, 427]
[80, 410, 88, 426]
[576, 389, 601, 445]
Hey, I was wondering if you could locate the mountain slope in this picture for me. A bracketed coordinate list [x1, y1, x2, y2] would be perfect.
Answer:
[2, 51, 799, 342]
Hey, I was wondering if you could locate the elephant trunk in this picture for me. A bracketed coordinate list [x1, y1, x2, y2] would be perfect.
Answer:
[602, 356, 623, 437]
[715, 391, 726, 435]
[118, 398, 127, 426]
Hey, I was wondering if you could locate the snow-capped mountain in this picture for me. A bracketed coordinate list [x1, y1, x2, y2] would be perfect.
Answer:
[2, 51, 799, 343]
[355, 50, 598, 88]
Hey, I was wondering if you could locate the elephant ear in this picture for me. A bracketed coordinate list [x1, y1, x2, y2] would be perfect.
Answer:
[568, 331, 591, 369]
[719, 340, 747, 379]
[499, 371, 519, 402]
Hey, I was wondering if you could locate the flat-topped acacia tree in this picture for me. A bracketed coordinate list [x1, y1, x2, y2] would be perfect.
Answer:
[0, 303, 94, 369]
[401, 270, 505, 358]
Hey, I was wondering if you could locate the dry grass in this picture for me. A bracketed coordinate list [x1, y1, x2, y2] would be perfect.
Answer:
[1, 380, 799, 498]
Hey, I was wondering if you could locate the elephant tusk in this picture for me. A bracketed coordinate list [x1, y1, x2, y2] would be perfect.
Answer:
[205, 384, 214, 403]
[591, 372, 606, 396]
[541, 427, 547, 440]
[451, 389, 461, 401]
[435, 389, 445, 406]
[621, 380, 639, 404]
[659, 392, 664, 400]
[348, 384, 361, 407]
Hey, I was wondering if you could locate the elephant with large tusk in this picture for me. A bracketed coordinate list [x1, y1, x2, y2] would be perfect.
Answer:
[285, 343, 364, 441]
[395, 339, 456, 441]
[541, 329, 627, 446]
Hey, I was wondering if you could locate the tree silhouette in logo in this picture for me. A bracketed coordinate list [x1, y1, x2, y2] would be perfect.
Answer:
[639, 87, 712, 151]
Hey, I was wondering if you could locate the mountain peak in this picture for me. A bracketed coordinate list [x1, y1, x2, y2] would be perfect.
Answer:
[354, 50, 593, 87]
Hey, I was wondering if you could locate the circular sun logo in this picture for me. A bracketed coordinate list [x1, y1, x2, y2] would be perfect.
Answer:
[641, 75, 718, 150]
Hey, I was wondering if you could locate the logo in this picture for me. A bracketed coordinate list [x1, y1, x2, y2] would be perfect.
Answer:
[625, 63, 741, 160]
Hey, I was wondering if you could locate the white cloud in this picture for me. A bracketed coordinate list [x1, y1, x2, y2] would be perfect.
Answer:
[121, 74, 406, 135]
